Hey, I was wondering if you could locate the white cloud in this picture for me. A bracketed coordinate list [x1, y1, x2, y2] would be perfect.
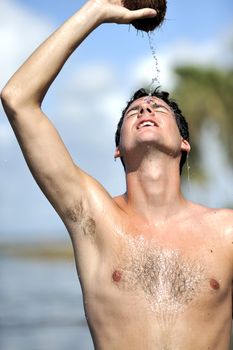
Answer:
[57, 61, 124, 122]
[51, 57, 133, 161]
[0, 0, 53, 89]
[66, 62, 116, 94]
[0, 0, 53, 149]
[130, 28, 233, 91]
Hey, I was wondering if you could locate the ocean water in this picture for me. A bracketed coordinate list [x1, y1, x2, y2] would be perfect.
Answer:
[0, 256, 93, 350]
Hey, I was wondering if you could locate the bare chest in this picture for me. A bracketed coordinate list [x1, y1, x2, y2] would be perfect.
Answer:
[109, 233, 227, 320]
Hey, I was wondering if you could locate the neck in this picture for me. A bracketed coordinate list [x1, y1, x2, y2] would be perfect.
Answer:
[125, 153, 186, 225]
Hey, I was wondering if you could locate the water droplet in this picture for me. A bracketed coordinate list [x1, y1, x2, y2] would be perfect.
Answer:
[186, 155, 191, 194]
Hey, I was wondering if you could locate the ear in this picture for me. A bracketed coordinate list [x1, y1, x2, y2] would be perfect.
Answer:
[114, 147, 121, 159]
[181, 139, 191, 153]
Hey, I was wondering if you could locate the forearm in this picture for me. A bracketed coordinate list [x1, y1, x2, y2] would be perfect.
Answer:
[1, 1, 104, 110]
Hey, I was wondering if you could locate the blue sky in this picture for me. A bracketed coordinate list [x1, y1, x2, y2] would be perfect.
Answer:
[0, 0, 232, 240]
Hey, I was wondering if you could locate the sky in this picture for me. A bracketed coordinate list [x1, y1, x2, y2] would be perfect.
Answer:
[0, 0, 233, 240]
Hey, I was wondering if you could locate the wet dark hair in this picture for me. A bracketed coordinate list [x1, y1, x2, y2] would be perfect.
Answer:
[115, 87, 190, 174]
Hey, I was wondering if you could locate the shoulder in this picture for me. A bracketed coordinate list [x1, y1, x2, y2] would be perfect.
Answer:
[189, 205, 233, 256]
[204, 207, 233, 226]
[187, 202, 233, 231]
[188, 201, 232, 218]
[211, 208, 233, 235]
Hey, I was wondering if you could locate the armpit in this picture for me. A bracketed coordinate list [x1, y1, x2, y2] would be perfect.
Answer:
[66, 201, 96, 239]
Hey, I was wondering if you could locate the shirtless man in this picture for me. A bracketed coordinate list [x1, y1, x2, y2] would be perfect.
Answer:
[1, 0, 233, 349]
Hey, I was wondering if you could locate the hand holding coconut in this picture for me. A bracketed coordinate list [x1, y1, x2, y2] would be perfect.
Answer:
[91, 0, 158, 26]
[123, 0, 166, 32]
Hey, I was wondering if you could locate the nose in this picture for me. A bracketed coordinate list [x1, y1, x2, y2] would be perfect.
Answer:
[138, 104, 153, 117]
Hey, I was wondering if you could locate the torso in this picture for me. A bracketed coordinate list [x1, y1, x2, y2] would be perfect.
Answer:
[65, 199, 233, 350]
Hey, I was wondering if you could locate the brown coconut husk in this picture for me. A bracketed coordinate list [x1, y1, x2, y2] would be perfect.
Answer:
[123, 0, 167, 32]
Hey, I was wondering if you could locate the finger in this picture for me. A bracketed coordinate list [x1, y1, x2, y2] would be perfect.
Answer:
[128, 8, 157, 21]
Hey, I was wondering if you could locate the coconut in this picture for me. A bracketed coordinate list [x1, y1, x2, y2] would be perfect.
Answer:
[123, 0, 167, 32]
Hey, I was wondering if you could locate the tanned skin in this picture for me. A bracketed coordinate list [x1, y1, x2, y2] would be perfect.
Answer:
[1, 1, 233, 349]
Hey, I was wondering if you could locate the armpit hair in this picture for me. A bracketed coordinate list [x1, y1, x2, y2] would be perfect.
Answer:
[65, 201, 96, 239]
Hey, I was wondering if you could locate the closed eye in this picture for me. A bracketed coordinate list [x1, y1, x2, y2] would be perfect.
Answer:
[127, 112, 138, 118]
[126, 107, 139, 118]
[152, 103, 169, 113]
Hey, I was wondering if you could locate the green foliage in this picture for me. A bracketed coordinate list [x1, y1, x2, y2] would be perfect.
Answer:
[173, 65, 233, 180]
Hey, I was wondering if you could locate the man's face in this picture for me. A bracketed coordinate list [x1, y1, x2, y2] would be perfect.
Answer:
[116, 96, 188, 161]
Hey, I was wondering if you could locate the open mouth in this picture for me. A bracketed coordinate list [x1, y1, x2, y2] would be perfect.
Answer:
[137, 120, 158, 129]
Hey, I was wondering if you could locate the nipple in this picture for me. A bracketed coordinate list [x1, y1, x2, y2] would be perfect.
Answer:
[209, 278, 220, 290]
[112, 270, 122, 283]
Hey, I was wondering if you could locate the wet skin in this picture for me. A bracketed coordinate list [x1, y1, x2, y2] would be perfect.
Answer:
[67, 198, 233, 350]
[63, 96, 233, 349]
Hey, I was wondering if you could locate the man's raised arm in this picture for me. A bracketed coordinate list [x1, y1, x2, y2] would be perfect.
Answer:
[0, 0, 156, 220]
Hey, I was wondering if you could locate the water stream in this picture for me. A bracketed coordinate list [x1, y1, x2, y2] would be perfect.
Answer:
[147, 32, 161, 94]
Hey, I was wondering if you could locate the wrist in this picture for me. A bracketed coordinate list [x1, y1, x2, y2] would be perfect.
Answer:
[78, 0, 106, 27]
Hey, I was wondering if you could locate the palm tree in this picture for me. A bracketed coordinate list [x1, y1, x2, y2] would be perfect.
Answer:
[173, 65, 233, 182]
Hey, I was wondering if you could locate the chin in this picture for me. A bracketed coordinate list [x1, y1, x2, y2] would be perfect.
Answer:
[136, 137, 177, 155]
[137, 133, 162, 145]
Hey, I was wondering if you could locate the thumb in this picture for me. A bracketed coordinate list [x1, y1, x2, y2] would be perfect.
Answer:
[129, 8, 157, 20]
